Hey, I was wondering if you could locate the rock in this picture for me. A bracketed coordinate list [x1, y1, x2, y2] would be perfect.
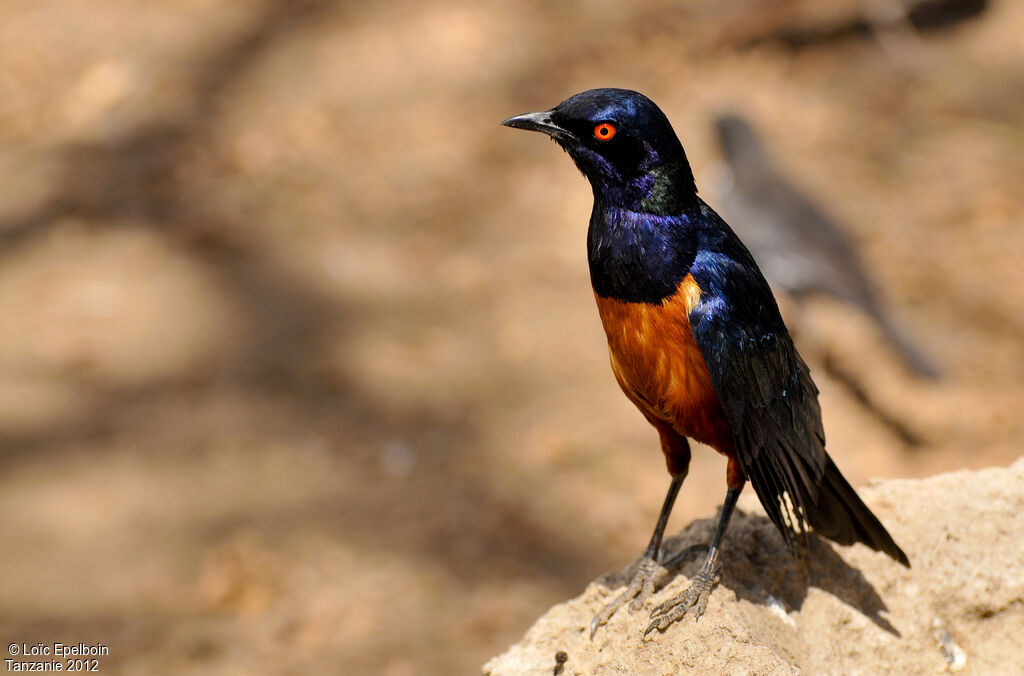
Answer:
[483, 459, 1024, 675]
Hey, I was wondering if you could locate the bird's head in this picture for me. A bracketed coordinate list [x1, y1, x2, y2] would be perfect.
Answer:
[502, 88, 698, 214]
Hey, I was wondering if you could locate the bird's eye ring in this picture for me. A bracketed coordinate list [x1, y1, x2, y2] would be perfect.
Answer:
[593, 123, 616, 141]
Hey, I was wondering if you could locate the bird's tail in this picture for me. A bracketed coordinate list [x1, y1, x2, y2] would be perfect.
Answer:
[806, 456, 910, 567]
[869, 305, 941, 380]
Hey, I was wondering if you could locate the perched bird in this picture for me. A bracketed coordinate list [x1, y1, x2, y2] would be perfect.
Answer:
[713, 113, 939, 379]
[502, 89, 909, 637]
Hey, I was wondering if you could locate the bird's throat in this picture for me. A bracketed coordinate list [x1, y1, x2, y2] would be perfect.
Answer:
[587, 205, 697, 305]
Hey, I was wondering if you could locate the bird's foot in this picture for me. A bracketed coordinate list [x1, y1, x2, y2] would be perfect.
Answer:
[644, 557, 721, 637]
[589, 556, 665, 638]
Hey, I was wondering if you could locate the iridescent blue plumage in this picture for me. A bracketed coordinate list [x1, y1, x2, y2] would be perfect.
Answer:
[587, 208, 696, 303]
[549, 88, 698, 214]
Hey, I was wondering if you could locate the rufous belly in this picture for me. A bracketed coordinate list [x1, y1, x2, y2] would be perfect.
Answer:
[594, 274, 734, 454]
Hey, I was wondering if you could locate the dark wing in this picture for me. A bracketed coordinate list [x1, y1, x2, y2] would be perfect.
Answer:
[687, 243, 827, 552]
[686, 227, 909, 566]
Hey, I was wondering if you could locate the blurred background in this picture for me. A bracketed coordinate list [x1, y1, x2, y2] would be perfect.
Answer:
[0, 0, 1021, 673]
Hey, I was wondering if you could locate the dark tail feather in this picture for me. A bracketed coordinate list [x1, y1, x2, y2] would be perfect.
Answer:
[808, 456, 910, 567]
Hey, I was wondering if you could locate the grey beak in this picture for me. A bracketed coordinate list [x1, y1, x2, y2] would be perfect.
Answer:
[500, 110, 575, 141]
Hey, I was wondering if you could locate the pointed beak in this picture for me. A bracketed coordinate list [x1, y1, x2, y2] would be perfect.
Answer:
[500, 110, 576, 142]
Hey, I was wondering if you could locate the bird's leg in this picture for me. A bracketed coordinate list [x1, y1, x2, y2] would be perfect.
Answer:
[645, 484, 741, 636]
[589, 474, 682, 638]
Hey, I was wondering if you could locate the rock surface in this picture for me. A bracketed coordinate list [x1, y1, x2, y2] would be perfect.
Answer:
[484, 459, 1024, 675]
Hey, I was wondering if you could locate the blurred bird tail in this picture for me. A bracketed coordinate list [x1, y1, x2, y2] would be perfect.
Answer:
[871, 307, 941, 380]
[807, 456, 910, 567]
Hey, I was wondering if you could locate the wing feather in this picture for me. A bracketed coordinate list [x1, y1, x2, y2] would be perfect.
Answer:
[688, 248, 827, 551]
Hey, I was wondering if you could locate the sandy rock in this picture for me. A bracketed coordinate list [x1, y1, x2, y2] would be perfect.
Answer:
[484, 459, 1024, 675]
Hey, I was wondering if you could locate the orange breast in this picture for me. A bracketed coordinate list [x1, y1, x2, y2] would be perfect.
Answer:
[594, 274, 734, 453]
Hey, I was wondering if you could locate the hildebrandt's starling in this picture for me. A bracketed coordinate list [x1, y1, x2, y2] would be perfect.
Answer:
[502, 89, 908, 637]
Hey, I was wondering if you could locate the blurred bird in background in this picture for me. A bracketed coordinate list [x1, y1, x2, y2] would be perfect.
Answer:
[713, 114, 940, 381]
[739, 0, 989, 51]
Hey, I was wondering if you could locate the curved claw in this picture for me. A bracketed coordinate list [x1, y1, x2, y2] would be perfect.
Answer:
[643, 616, 663, 638]
[589, 557, 664, 639]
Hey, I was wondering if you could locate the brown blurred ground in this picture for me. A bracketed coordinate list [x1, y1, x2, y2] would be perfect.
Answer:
[0, 1, 1021, 674]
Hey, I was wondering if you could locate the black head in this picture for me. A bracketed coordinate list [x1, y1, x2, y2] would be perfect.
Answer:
[502, 88, 698, 214]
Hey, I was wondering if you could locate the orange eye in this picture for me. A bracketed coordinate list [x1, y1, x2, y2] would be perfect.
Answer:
[593, 123, 616, 141]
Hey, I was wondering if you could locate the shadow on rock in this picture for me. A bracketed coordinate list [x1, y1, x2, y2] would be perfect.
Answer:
[657, 508, 901, 636]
